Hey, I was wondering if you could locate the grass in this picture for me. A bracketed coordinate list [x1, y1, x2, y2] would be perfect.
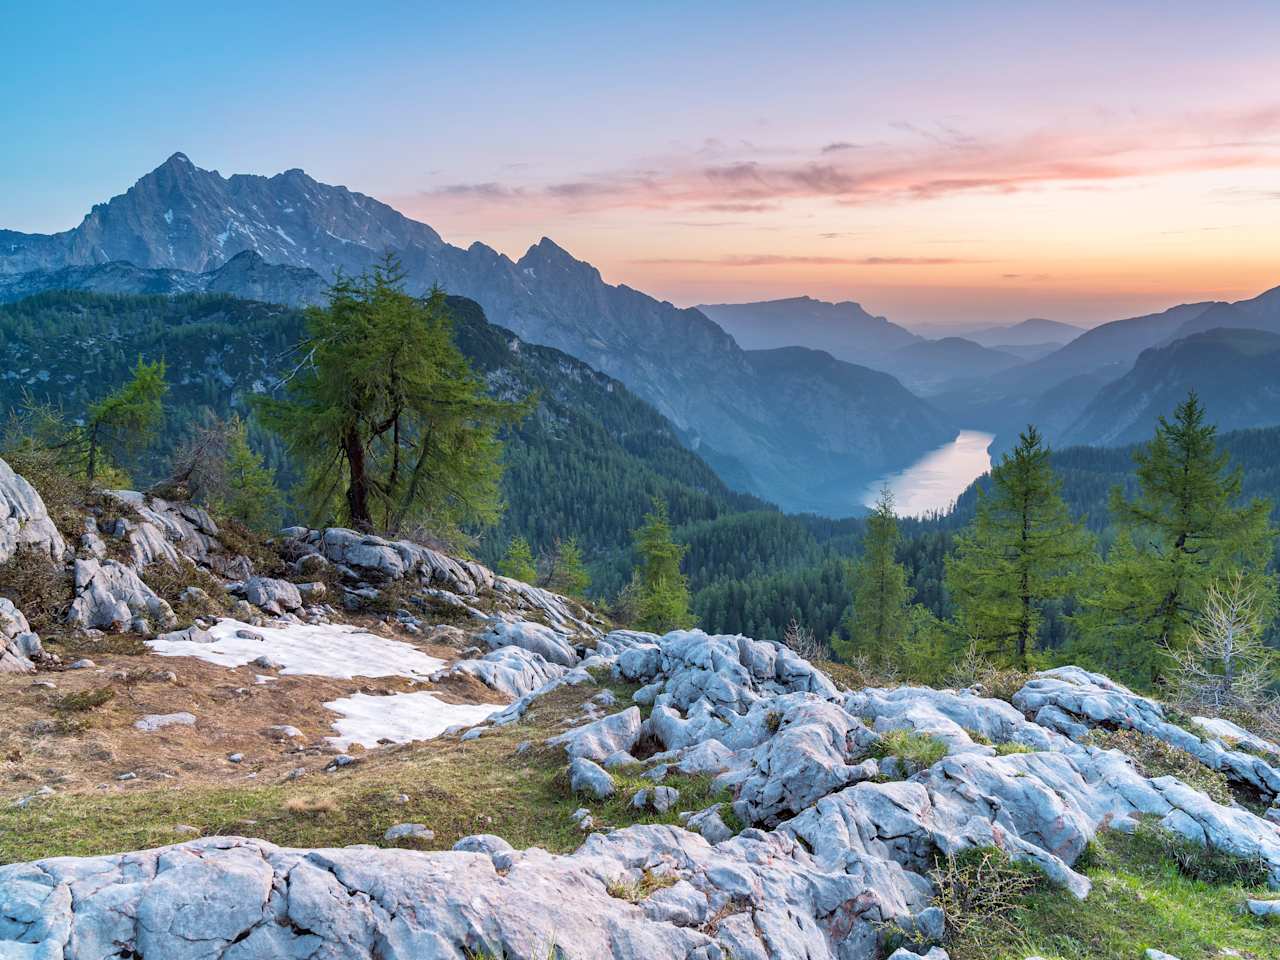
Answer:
[872, 728, 949, 771]
[1088, 728, 1235, 807]
[995, 741, 1035, 756]
[0, 677, 724, 865]
[605, 868, 678, 902]
[947, 827, 1280, 960]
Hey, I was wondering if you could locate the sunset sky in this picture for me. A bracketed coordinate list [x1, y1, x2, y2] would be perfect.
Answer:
[6, 1, 1280, 326]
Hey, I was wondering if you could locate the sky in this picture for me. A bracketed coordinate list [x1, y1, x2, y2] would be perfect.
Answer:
[4, 1, 1280, 328]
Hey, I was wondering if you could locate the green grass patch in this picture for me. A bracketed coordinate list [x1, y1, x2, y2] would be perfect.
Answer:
[948, 827, 1280, 960]
[995, 741, 1035, 756]
[872, 729, 949, 770]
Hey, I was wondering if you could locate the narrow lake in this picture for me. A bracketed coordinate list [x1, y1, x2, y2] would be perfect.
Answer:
[862, 430, 995, 517]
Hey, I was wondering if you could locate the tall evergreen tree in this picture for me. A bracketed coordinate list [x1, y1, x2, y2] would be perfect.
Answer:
[631, 498, 694, 632]
[499, 535, 538, 584]
[946, 426, 1093, 667]
[548, 537, 590, 598]
[837, 488, 912, 664]
[1077, 393, 1276, 685]
[85, 357, 168, 484]
[257, 255, 527, 536]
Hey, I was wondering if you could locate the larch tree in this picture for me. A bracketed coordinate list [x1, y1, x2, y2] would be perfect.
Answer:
[1078, 393, 1275, 686]
[946, 425, 1093, 668]
[838, 487, 912, 665]
[85, 357, 168, 485]
[257, 255, 528, 537]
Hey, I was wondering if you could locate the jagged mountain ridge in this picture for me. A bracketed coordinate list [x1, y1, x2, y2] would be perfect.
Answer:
[0, 155, 957, 515]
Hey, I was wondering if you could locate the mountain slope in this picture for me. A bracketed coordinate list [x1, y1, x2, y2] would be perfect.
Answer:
[0, 250, 328, 307]
[0, 156, 955, 515]
[0, 290, 765, 587]
[1059, 328, 1280, 447]
[696, 296, 920, 361]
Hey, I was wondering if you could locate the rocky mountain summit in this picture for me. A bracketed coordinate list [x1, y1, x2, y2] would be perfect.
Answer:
[0, 459, 1278, 958]
[0, 155, 956, 514]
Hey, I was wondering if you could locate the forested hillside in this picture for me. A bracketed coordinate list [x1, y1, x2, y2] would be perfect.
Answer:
[0, 291, 765, 591]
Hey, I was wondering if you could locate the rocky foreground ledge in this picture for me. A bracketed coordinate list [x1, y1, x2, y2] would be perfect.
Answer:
[4, 627, 1280, 959]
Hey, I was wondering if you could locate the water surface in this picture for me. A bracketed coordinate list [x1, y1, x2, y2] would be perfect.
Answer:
[863, 430, 994, 517]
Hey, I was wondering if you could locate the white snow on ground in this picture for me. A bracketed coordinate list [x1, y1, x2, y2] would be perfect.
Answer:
[147, 618, 448, 679]
[324, 691, 497, 749]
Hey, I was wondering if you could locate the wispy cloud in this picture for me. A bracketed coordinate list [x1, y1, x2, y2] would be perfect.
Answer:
[633, 254, 987, 267]
[416, 104, 1280, 217]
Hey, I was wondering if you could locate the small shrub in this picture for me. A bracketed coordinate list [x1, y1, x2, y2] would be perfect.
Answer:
[1089, 729, 1234, 806]
[872, 729, 948, 770]
[963, 728, 993, 746]
[0, 547, 73, 634]
[606, 868, 678, 902]
[930, 846, 1043, 943]
[764, 710, 783, 733]
[53, 686, 115, 713]
[1134, 821, 1270, 887]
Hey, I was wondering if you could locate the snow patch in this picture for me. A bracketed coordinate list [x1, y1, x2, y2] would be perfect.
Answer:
[147, 618, 447, 679]
[324, 691, 497, 749]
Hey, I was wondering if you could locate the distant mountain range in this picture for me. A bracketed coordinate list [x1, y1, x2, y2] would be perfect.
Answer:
[1059, 327, 1280, 446]
[0, 154, 956, 516]
[696, 296, 921, 361]
[952, 317, 1084, 347]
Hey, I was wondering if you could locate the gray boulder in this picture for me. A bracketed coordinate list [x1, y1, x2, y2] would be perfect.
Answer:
[480, 620, 578, 667]
[569, 757, 616, 799]
[444, 645, 569, 699]
[0, 599, 44, 674]
[67, 558, 176, 632]
[0, 456, 66, 565]
[244, 576, 303, 616]
[547, 707, 643, 762]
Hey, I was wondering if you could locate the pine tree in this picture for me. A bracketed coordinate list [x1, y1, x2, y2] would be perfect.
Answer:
[1077, 393, 1276, 685]
[946, 425, 1093, 668]
[631, 498, 694, 632]
[214, 416, 284, 532]
[500, 536, 538, 584]
[548, 537, 590, 598]
[257, 255, 528, 536]
[838, 488, 912, 665]
[85, 357, 168, 484]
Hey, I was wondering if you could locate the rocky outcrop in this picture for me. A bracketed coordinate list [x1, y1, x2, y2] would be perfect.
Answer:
[1014, 666, 1280, 801]
[0, 457, 65, 565]
[66, 558, 176, 632]
[7, 631, 1280, 959]
[105, 491, 221, 569]
[0, 599, 44, 673]
[442, 644, 568, 700]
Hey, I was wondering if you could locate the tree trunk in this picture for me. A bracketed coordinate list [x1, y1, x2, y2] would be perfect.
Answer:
[343, 427, 372, 530]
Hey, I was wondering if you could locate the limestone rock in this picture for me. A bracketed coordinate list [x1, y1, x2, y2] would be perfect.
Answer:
[547, 707, 642, 762]
[0, 456, 66, 565]
[444, 645, 569, 700]
[67, 558, 176, 632]
[480, 620, 578, 667]
[569, 757, 616, 799]
[0, 599, 44, 674]
[243, 576, 303, 616]
[134, 712, 197, 733]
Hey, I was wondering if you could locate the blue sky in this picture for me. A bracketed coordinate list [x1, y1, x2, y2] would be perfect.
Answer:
[5, 1, 1280, 325]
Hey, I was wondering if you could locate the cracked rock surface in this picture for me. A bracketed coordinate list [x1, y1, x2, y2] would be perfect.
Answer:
[5, 630, 1280, 959]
